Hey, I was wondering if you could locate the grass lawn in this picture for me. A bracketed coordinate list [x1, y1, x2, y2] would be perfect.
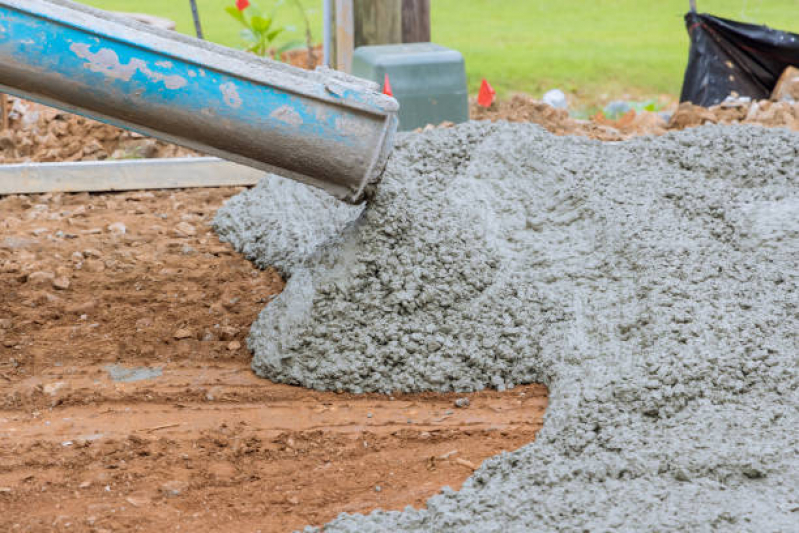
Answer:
[82, 0, 799, 103]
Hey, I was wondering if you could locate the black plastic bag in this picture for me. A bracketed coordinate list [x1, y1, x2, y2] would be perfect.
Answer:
[680, 12, 799, 107]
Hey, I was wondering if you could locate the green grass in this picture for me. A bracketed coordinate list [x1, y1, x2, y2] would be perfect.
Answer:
[82, 0, 799, 102]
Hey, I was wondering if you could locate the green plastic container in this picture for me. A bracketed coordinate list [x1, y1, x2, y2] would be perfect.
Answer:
[352, 43, 469, 131]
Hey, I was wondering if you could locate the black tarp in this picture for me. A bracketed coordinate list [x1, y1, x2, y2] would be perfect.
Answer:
[680, 12, 799, 107]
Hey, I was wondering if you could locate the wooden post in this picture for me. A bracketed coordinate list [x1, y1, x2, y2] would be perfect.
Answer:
[401, 0, 430, 43]
[353, 0, 402, 48]
[334, 0, 355, 72]
[1, 94, 8, 131]
[689, 0, 697, 12]
[332, 0, 427, 71]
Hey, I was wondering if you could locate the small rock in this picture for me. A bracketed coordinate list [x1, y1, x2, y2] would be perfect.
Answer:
[454, 397, 470, 408]
[217, 326, 239, 341]
[1, 236, 38, 250]
[27, 271, 55, 287]
[287, 496, 300, 505]
[454, 458, 477, 470]
[43, 381, 67, 396]
[66, 300, 97, 316]
[159, 480, 187, 498]
[125, 495, 151, 507]
[173, 221, 196, 237]
[0, 318, 12, 329]
[772, 65, 799, 102]
[135, 317, 153, 330]
[227, 340, 241, 351]
[543, 88, 568, 109]
[108, 222, 126, 235]
[173, 328, 192, 340]
[83, 248, 102, 258]
[220, 296, 240, 311]
[209, 246, 232, 256]
[82, 259, 105, 273]
[53, 276, 70, 290]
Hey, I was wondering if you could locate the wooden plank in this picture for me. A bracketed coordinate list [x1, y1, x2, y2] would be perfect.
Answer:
[401, 0, 430, 43]
[0, 94, 7, 131]
[354, 0, 402, 48]
[335, 0, 355, 72]
[0, 158, 265, 195]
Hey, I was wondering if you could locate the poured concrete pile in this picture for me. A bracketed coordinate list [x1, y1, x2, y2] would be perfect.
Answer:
[215, 123, 798, 531]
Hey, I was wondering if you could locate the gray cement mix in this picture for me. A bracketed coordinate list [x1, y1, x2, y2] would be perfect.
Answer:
[104, 364, 162, 383]
[214, 123, 798, 531]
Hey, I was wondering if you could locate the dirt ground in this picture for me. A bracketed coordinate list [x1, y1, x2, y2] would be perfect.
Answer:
[0, 96, 197, 164]
[0, 187, 548, 532]
[6, 60, 791, 531]
[469, 94, 799, 140]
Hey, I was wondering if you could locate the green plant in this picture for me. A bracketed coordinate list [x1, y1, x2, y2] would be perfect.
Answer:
[225, 0, 302, 58]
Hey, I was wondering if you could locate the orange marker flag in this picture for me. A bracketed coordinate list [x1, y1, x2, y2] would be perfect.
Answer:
[477, 78, 496, 108]
[383, 73, 393, 97]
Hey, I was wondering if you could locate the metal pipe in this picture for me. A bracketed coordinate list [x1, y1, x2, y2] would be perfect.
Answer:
[323, 0, 332, 67]
[189, 0, 204, 39]
[0, 0, 398, 203]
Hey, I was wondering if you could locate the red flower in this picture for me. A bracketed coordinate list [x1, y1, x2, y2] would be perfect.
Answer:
[236, 0, 250, 11]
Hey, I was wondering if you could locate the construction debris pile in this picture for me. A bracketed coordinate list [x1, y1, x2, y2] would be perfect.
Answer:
[216, 122, 798, 531]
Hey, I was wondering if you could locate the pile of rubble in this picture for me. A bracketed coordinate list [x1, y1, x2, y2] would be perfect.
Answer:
[669, 98, 799, 131]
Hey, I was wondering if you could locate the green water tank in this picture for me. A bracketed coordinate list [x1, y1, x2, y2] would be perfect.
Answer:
[352, 43, 469, 131]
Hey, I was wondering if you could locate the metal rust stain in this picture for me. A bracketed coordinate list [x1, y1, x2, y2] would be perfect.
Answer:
[219, 82, 243, 108]
[69, 43, 187, 90]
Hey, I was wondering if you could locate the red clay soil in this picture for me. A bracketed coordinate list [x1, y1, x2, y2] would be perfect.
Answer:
[0, 188, 548, 532]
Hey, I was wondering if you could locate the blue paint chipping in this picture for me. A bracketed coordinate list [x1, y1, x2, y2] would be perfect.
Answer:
[0, 6, 363, 145]
[0, 1, 399, 203]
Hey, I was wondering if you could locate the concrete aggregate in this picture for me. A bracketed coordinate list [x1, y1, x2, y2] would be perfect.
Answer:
[215, 123, 798, 531]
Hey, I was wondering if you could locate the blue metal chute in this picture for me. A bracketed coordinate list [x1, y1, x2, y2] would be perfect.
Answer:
[0, 0, 399, 203]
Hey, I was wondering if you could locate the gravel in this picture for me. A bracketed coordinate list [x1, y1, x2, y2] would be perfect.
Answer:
[215, 122, 798, 531]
